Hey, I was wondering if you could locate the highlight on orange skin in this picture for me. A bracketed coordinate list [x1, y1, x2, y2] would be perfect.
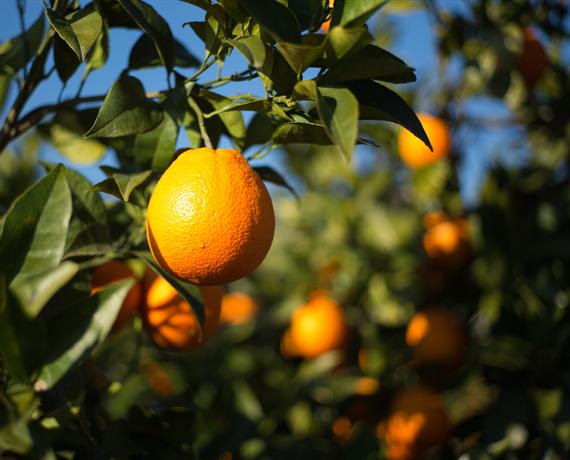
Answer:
[220, 292, 259, 325]
[398, 113, 451, 168]
[91, 260, 142, 331]
[141, 271, 223, 351]
[287, 290, 348, 359]
[405, 308, 466, 367]
[422, 214, 470, 268]
[379, 386, 450, 460]
[518, 26, 547, 89]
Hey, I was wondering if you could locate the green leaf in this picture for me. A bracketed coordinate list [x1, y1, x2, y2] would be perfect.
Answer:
[0, 420, 33, 454]
[46, 5, 103, 62]
[128, 33, 200, 69]
[288, 0, 325, 30]
[316, 85, 359, 162]
[320, 26, 370, 63]
[53, 35, 80, 82]
[273, 121, 335, 145]
[0, 13, 45, 75]
[10, 262, 79, 318]
[345, 80, 432, 149]
[204, 95, 270, 118]
[245, 113, 274, 149]
[332, 0, 388, 27]
[84, 75, 164, 138]
[199, 90, 246, 148]
[90, 169, 153, 202]
[226, 36, 267, 69]
[86, 21, 109, 71]
[254, 166, 298, 199]
[0, 165, 72, 284]
[239, 0, 301, 43]
[35, 279, 134, 390]
[0, 74, 11, 112]
[134, 251, 205, 329]
[133, 113, 178, 172]
[278, 40, 323, 75]
[117, 0, 175, 70]
[293, 79, 317, 100]
[320, 44, 416, 83]
[39, 109, 107, 164]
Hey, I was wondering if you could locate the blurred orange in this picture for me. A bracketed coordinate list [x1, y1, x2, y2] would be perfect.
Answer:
[140, 359, 175, 396]
[285, 290, 348, 359]
[320, 0, 334, 33]
[398, 113, 451, 168]
[91, 260, 142, 331]
[379, 386, 450, 460]
[332, 416, 352, 443]
[220, 292, 258, 325]
[141, 271, 223, 350]
[354, 377, 380, 396]
[518, 27, 547, 89]
[423, 214, 470, 268]
[406, 308, 466, 368]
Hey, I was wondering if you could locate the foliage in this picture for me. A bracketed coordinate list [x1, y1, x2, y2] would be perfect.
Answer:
[0, 0, 569, 459]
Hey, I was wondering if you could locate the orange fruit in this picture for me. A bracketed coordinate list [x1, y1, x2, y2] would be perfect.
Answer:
[146, 148, 275, 286]
[141, 271, 223, 350]
[405, 308, 466, 367]
[422, 215, 470, 268]
[220, 292, 258, 325]
[320, 0, 334, 33]
[91, 260, 142, 331]
[354, 377, 380, 396]
[380, 386, 450, 459]
[140, 360, 175, 396]
[518, 27, 547, 89]
[288, 290, 348, 359]
[398, 113, 451, 168]
[332, 416, 352, 443]
[280, 328, 298, 359]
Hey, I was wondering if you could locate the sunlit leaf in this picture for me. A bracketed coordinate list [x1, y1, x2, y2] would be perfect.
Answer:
[90, 169, 153, 202]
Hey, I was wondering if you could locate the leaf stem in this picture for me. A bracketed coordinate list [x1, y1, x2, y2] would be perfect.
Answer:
[188, 97, 213, 149]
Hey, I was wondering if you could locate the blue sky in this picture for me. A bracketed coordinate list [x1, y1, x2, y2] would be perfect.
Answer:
[1, 0, 558, 206]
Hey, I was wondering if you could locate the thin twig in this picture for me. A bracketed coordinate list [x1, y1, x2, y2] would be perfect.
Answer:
[188, 97, 213, 149]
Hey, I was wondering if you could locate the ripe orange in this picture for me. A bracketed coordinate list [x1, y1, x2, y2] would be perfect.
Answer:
[354, 377, 380, 396]
[518, 27, 547, 89]
[91, 260, 142, 331]
[405, 308, 466, 367]
[332, 416, 352, 443]
[146, 148, 275, 286]
[287, 291, 348, 359]
[422, 215, 470, 268]
[379, 386, 450, 460]
[220, 292, 258, 325]
[140, 359, 175, 396]
[398, 113, 451, 168]
[141, 271, 223, 350]
[280, 328, 298, 359]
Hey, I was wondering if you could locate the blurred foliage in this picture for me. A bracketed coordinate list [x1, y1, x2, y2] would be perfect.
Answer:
[0, 0, 570, 459]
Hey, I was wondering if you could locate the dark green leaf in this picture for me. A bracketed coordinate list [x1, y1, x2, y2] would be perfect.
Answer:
[0, 74, 11, 112]
[345, 80, 432, 149]
[10, 262, 79, 318]
[226, 36, 267, 69]
[129, 33, 200, 70]
[199, 90, 246, 148]
[0, 165, 72, 284]
[46, 5, 103, 61]
[320, 44, 416, 83]
[288, 0, 325, 30]
[0, 13, 45, 75]
[204, 96, 270, 118]
[90, 169, 153, 202]
[84, 75, 164, 138]
[254, 166, 298, 198]
[273, 121, 335, 145]
[133, 113, 178, 172]
[278, 40, 323, 75]
[53, 35, 81, 82]
[239, 0, 301, 43]
[134, 251, 205, 329]
[318, 26, 371, 65]
[331, 0, 388, 27]
[316, 85, 359, 162]
[35, 279, 134, 390]
[245, 113, 274, 149]
[117, 0, 175, 70]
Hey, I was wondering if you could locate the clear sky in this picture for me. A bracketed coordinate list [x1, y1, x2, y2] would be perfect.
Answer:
[2, 0, 559, 206]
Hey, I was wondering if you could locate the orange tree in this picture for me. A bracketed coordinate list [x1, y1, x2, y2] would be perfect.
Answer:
[0, 0, 569, 459]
